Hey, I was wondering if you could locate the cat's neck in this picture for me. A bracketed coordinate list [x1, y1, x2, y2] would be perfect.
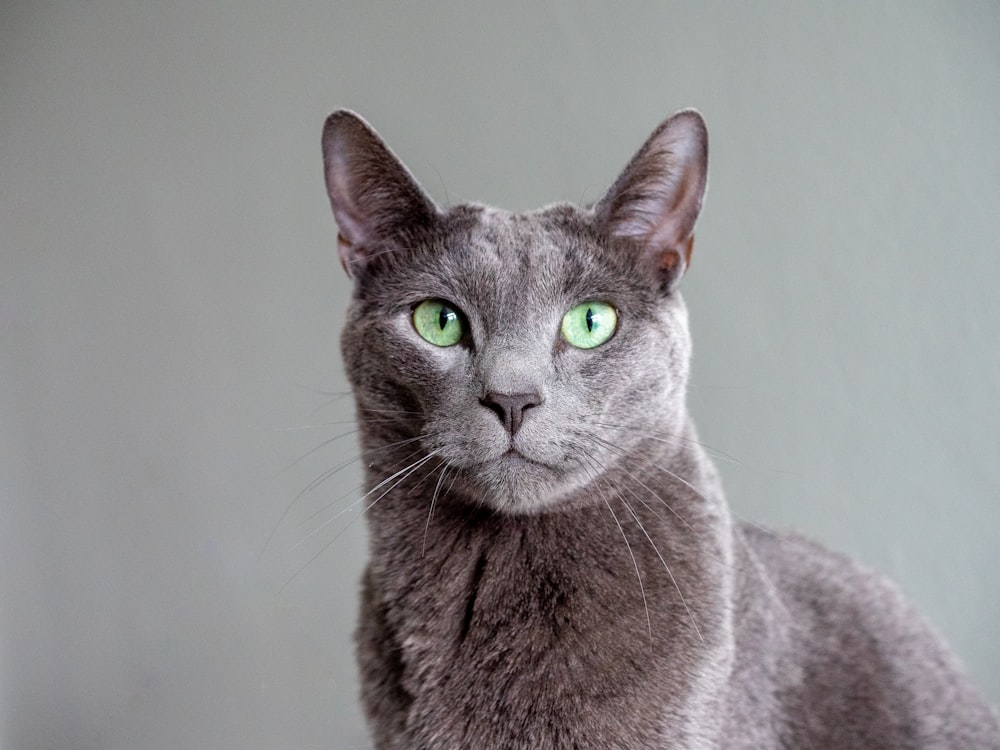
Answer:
[360, 407, 735, 622]
[358, 411, 738, 747]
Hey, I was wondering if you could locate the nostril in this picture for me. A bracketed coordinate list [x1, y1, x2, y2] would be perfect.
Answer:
[482, 397, 507, 425]
[481, 391, 543, 436]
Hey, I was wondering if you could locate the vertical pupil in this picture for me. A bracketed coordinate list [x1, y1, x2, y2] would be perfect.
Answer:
[438, 307, 450, 330]
[585, 307, 595, 333]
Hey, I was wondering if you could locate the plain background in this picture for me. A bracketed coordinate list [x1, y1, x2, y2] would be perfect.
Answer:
[2, 2, 998, 748]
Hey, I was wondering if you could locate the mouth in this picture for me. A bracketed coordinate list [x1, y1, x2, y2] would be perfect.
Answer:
[436, 437, 571, 512]
[500, 445, 546, 468]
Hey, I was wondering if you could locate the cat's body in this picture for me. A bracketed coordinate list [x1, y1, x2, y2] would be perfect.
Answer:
[321, 110, 1000, 749]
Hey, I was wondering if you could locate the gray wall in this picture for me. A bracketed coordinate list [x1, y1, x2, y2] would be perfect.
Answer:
[2, 2, 997, 748]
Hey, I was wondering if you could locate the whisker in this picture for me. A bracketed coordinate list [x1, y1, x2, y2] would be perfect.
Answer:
[591, 435, 703, 530]
[579, 459, 653, 648]
[343, 244, 401, 267]
[617, 488, 704, 644]
[587, 452, 704, 643]
[276, 415, 424, 432]
[730, 509, 788, 543]
[275, 423, 347, 433]
[430, 165, 452, 208]
[279, 450, 441, 592]
[592, 434, 719, 511]
[259, 434, 429, 561]
[597, 483, 653, 650]
[257, 452, 364, 562]
[422, 460, 451, 557]
[298, 444, 426, 526]
[276, 429, 359, 476]
[734, 527, 792, 620]
[358, 409, 424, 424]
[588, 419, 741, 466]
[443, 466, 461, 496]
[301, 433, 427, 498]
[293, 384, 351, 398]
[588, 437, 739, 575]
[291, 450, 440, 552]
[298, 387, 352, 418]
[623, 481, 739, 574]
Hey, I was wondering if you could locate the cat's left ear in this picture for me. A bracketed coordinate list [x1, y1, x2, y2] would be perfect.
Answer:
[594, 110, 708, 293]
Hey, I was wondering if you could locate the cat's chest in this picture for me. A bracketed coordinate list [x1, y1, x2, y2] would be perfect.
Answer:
[387, 517, 601, 669]
[387, 563, 668, 748]
[367, 507, 719, 748]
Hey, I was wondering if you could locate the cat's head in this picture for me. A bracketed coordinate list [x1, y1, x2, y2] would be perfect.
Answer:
[323, 110, 708, 514]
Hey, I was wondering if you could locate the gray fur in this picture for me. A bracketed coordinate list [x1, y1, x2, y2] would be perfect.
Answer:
[321, 109, 1000, 749]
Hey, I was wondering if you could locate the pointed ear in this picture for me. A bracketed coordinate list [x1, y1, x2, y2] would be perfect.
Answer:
[322, 111, 439, 278]
[594, 110, 708, 293]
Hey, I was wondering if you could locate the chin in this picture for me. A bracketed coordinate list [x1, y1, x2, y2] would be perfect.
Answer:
[469, 456, 585, 515]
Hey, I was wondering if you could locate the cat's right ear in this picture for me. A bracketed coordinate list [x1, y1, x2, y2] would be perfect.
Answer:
[322, 111, 439, 278]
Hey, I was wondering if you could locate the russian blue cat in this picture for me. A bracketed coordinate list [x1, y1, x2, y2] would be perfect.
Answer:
[321, 109, 999, 749]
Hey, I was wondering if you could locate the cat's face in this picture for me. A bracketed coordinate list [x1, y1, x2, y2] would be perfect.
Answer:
[325, 111, 708, 514]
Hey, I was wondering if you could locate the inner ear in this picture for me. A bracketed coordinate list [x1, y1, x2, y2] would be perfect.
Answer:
[660, 235, 695, 290]
[595, 110, 708, 293]
[322, 111, 439, 278]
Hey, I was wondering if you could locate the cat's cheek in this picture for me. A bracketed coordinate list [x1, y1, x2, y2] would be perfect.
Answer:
[425, 413, 508, 465]
[655, 299, 691, 354]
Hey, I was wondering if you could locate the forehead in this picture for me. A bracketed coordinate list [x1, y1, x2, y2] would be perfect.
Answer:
[430, 205, 636, 315]
[448, 208, 565, 300]
[356, 202, 659, 335]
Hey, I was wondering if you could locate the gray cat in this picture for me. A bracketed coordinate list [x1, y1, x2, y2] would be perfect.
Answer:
[320, 109, 999, 749]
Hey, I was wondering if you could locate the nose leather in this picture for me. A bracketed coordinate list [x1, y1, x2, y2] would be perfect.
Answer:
[481, 391, 542, 436]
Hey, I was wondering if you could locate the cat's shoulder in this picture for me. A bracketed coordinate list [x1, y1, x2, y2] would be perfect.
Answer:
[733, 520, 999, 745]
[737, 520, 921, 625]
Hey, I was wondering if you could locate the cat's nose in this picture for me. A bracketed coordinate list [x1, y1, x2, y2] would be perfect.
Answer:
[481, 391, 543, 437]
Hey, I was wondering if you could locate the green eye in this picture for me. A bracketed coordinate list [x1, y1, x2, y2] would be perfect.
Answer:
[413, 299, 464, 347]
[561, 301, 618, 349]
